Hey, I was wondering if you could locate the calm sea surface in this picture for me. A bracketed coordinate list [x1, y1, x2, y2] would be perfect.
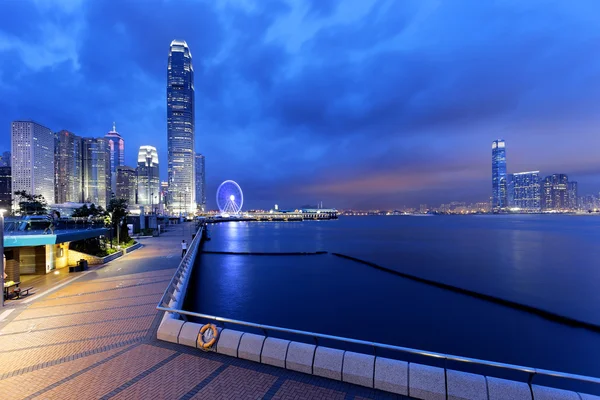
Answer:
[183, 215, 600, 377]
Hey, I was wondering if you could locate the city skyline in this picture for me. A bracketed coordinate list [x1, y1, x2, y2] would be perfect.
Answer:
[1, 1, 600, 209]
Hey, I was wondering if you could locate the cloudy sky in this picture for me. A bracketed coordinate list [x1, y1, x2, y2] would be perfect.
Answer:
[1, 0, 600, 209]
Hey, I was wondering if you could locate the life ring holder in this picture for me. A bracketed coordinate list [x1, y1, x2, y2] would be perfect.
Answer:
[198, 323, 219, 350]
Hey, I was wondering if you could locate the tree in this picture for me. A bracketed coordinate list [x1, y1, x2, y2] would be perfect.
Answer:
[14, 190, 48, 215]
[72, 203, 106, 218]
[107, 198, 130, 244]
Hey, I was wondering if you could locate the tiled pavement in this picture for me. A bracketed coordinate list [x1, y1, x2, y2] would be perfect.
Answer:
[0, 225, 408, 399]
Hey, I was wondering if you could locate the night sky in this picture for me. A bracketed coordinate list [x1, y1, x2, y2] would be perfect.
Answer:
[1, 0, 600, 210]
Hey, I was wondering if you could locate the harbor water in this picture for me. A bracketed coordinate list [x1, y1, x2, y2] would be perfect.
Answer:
[183, 215, 600, 378]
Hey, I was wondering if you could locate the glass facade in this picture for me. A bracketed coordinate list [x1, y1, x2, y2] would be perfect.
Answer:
[541, 174, 569, 211]
[105, 123, 125, 195]
[512, 171, 540, 211]
[0, 166, 11, 210]
[11, 121, 55, 209]
[195, 153, 206, 212]
[136, 145, 160, 208]
[56, 130, 83, 203]
[167, 40, 195, 215]
[568, 181, 578, 210]
[116, 166, 137, 206]
[491, 140, 507, 210]
[83, 138, 111, 208]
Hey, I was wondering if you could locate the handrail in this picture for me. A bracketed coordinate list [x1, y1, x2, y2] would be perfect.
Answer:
[157, 305, 600, 386]
[157, 224, 203, 309]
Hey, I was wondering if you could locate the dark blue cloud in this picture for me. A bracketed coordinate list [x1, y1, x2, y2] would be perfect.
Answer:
[1, 0, 600, 209]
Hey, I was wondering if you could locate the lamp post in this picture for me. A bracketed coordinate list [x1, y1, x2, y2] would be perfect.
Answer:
[1, 209, 6, 307]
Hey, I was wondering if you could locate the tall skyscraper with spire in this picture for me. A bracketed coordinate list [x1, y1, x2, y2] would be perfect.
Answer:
[105, 122, 124, 195]
[167, 40, 195, 215]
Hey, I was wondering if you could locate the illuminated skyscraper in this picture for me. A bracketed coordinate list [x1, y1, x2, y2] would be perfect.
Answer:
[512, 171, 540, 211]
[541, 174, 569, 211]
[82, 138, 111, 208]
[195, 153, 206, 211]
[167, 40, 195, 215]
[105, 122, 124, 195]
[491, 140, 507, 210]
[116, 166, 137, 206]
[56, 130, 83, 203]
[568, 181, 578, 210]
[11, 121, 55, 208]
[136, 146, 160, 208]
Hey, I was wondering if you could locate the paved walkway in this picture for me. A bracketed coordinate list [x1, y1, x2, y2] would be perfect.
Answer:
[0, 224, 406, 399]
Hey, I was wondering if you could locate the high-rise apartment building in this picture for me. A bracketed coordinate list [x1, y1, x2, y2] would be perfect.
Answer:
[568, 181, 578, 210]
[11, 121, 55, 208]
[195, 153, 206, 212]
[167, 40, 195, 215]
[512, 171, 540, 211]
[541, 174, 569, 211]
[0, 166, 11, 210]
[55, 130, 83, 203]
[105, 122, 125, 195]
[82, 138, 111, 208]
[116, 166, 137, 206]
[492, 140, 507, 210]
[136, 146, 160, 208]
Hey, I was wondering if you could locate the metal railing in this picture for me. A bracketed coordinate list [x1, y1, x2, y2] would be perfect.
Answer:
[158, 301, 600, 388]
[158, 224, 204, 310]
[157, 306, 600, 385]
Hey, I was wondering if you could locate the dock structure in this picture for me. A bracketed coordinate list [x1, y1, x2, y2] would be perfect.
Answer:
[207, 208, 339, 222]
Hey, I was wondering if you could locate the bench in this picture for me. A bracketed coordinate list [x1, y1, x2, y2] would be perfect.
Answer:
[13, 287, 33, 299]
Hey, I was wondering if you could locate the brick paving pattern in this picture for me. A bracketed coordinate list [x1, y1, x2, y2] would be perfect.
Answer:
[0, 226, 408, 399]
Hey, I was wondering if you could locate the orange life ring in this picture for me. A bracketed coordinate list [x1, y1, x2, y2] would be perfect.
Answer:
[198, 324, 219, 349]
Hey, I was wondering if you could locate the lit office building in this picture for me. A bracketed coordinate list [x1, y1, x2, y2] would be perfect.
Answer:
[541, 174, 569, 211]
[55, 130, 83, 203]
[167, 40, 195, 214]
[116, 166, 137, 206]
[11, 121, 55, 208]
[105, 123, 125, 195]
[0, 166, 11, 210]
[195, 153, 206, 212]
[568, 181, 578, 210]
[512, 171, 540, 211]
[82, 138, 111, 208]
[492, 140, 507, 210]
[136, 146, 160, 208]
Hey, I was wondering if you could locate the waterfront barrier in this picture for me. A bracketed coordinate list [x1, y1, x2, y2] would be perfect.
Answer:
[202, 250, 327, 256]
[157, 309, 600, 399]
[157, 232, 600, 398]
[332, 252, 600, 335]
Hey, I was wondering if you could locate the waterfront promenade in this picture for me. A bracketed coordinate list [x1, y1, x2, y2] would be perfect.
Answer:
[0, 224, 403, 399]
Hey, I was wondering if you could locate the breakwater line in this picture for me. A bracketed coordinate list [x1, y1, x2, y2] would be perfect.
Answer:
[202, 250, 328, 256]
[332, 252, 600, 334]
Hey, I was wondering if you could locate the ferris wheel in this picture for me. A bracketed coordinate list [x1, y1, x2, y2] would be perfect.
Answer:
[216, 180, 244, 215]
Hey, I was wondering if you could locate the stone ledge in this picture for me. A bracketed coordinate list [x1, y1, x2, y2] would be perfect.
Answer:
[531, 385, 579, 400]
[313, 347, 344, 381]
[409, 363, 446, 400]
[487, 377, 532, 400]
[343, 351, 375, 388]
[156, 316, 184, 343]
[261, 337, 290, 368]
[374, 357, 408, 395]
[216, 329, 244, 357]
[447, 369, 487, 400]
[286, 342, 315, 374]
[238, 333, 266, 363]
[178, 322, 202, 348]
